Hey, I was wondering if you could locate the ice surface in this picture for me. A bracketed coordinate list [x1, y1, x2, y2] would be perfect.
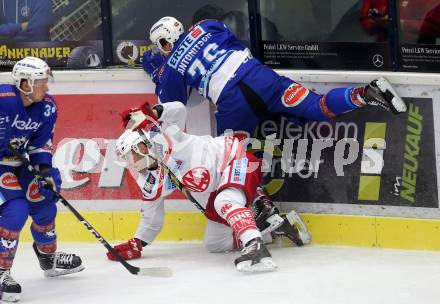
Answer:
[7, 242, 440, 304]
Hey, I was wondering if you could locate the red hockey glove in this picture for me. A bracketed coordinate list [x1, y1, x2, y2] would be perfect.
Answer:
[120, 102, 158, 130]
[106, 238, 143, 261]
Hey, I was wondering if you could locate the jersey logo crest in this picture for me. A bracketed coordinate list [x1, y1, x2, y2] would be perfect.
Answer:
[26, 179, 45, 202]
[182, 167, 210, 192]
[281, 84, 309, 107]
[0, 173, 21, 190]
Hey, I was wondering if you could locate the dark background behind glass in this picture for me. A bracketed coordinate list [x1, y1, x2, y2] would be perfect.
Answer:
[111, 0, 249, 45]
[0, 0, 439, 71]
[397, 0, 440, 72]
[259, 0, 391, 43]
[257, 0, 393, 70]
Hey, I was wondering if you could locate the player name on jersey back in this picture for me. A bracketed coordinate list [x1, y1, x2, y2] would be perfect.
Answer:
[168, 26, 212, 75]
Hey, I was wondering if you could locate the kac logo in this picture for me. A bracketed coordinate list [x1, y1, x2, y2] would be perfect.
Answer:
[116, 41, 139, 64]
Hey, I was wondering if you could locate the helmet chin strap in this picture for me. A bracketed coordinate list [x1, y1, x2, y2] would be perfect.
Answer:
[133, 155, 157, 171]
[17, 79, 37, 104]
[157, 41, 173, 55]
[129, 147, 158, 171]
[24, 93, 37, 104]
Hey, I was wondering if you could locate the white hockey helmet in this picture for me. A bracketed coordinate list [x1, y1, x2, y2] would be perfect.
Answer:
[115, 129, 156, 171]
[12, 56, 53, 95]
[149, 16, 184, 53]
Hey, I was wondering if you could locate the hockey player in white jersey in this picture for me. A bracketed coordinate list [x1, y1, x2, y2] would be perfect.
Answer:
[108, 101, 309, 272]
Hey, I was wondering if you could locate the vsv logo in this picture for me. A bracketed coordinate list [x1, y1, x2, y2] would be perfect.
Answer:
[12, 114, 42, 131]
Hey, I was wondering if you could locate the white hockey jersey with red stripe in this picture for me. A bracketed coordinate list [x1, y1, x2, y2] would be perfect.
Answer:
[133, 101, 242, 206]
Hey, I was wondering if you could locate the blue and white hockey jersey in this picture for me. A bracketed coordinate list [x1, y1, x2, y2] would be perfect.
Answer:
[0, 84, 57, 167]
[152, 19, 370, 137]
[156, 19, 256, 104]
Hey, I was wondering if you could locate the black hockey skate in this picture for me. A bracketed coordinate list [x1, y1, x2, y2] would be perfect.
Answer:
[234, 237, 277, 272]
[253, 187, 284, 234]
[33, 243, 85, 278]
[0, 269, 21, 302]
[274, 211, 312, 246]
[252, 187, 311, 246]
[362, 77, 407, 114]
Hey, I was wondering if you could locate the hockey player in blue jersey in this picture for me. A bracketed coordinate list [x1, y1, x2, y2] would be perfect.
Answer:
[0, 57, 83, 302]
[143, 17, 407, 136]
[140, 16, 407, 252]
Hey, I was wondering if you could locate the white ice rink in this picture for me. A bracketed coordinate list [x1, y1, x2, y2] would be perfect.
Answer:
[6, 242, 440, 304]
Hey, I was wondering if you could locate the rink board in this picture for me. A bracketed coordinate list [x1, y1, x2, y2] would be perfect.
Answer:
[17, 211, 440, 251]
[0, 69, 439, 251]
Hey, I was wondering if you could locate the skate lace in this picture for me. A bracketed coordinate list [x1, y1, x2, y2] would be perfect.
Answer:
[57, 253, 74, 265]
[241, 239, 260, 255]
[1, 270, 17, 286]
[367, 99, 390, 111]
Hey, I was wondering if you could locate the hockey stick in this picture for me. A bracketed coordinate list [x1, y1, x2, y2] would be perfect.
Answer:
[136, 130, 206, 215]
[8, 144, 172, 277]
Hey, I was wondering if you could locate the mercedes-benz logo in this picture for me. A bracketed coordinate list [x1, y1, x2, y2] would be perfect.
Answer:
[372, 54, 384, 67]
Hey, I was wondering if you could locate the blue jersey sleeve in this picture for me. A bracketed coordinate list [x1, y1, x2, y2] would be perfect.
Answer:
[157, 70, 189, 105]
[27, 95, 58, 166]
[0, 86, 19, 155]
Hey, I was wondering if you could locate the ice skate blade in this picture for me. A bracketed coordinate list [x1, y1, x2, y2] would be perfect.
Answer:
[138, 267, 173, 277]
[286, 211, 312, 245]
[391, 96, 407, 113]
[1, 292, 20, 302]
[236, 257, 277, 273]
[44, 265, 85, 278]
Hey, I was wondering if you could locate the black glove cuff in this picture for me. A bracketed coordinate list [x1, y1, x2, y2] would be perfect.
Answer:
[135, 238, 149, 247]
[36, 163, 52, 173]
[153, 104, 164, 118]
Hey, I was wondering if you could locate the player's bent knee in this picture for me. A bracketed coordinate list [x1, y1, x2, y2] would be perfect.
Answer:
[0, 199, 30, 231]
[31, 202, 57, 225]
[204, 238, 233, 253]
[204, 220, 235, 252]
